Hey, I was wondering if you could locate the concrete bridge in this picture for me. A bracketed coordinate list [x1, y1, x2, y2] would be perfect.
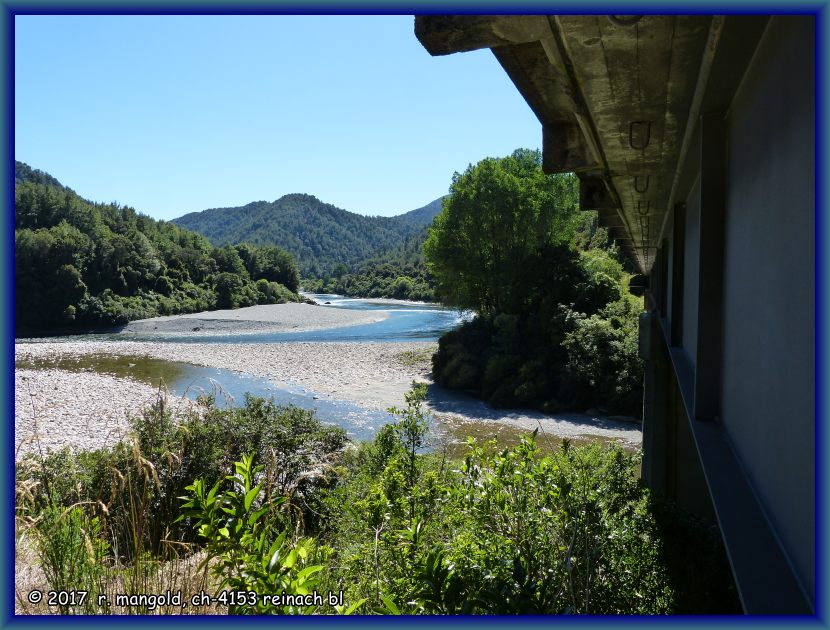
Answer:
[417, 14, 815, 615]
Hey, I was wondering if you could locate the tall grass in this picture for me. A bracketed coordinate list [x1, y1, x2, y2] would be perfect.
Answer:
[15, 385, 346, 615]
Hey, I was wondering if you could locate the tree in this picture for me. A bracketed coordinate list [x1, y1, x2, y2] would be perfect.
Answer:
[214, 272, 244, 309]
[424, 149, 579, 314]
[234, 243, 258, 276]
[211, 244, 249, 277]
[14, 163, 303, 333]
[332, 262, 349, 278]
[424, 150, 641, 415]
[252, 245, 300, 293]
[15, 227, 90, 328]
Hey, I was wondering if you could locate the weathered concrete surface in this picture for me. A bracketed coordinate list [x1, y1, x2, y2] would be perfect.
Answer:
[416, 15, 711, 273]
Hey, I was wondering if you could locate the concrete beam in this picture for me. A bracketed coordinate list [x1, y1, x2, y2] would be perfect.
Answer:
[579, 176, 616, 211]
[543, 122, 596, 173]
[414, 14, 720, 276]
[599, 216, 626, 228]
[414, 15, 552, 55]
[491, 42, 581, 126]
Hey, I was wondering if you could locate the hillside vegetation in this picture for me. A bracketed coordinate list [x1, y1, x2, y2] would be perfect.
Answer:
[173, 194, 444, 278]
[304, 227, 435, 301]
[14, 162, 301, 334]
[425, 149, 643, 415]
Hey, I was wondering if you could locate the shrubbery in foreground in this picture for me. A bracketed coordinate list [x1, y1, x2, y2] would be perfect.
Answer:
[319, 386, 672, 614]
[16, 387, 737, 615]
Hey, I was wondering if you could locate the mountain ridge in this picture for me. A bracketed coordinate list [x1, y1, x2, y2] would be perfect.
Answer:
[172, 193, 445, 277]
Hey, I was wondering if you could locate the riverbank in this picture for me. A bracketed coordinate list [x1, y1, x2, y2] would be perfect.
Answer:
[15, 368, 164, 456]
[16, 340, 432, 410]
[15, 338, 642, 457]
[117, 302, 388, 336]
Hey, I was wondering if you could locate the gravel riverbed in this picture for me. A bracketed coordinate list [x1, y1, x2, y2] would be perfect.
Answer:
[15, 301, 640, 458]
[118, 302, 387, 335]
[15, 368, 167, 456]
[15, 339, 641, 458]
[16, 340, 434, 410]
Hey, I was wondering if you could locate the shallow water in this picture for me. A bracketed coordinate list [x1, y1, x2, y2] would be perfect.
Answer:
[111, 294, 469, 344]
[17, 352, 634, 453]
[17, 297, 634, 452]
[17, 353, 393, 443]
[16, 295, 462, 443]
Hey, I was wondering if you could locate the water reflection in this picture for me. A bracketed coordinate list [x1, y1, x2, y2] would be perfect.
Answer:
[17, 353, 392, 443]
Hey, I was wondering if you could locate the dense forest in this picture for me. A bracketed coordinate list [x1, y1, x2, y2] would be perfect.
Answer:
[15, 161, 70, 190]
[172, 194, 444, 278]
[14, 162, 301, 334]
[425, 149, 643, 415]
[304, 227, 435, 301]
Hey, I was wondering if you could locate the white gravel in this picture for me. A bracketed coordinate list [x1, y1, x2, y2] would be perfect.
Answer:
[16, 338, 641, 456]
[119, 302, 386, 335]
[14, 368, 167, 457]
[16, 340, 433, 411]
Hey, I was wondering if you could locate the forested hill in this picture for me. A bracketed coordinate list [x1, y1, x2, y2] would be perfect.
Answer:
[392, 197, 444, 228]
[14, 161, 302, 334]
[15, 161, 70, 191]
[172, 194, 445, 277]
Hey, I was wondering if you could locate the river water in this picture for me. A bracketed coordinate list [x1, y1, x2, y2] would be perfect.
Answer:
[19, 295, 467, 443]
[109, 294, 469, 344]
[291, 294, 469, 342]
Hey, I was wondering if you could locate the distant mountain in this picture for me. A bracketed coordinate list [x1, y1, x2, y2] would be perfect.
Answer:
[393, 197, 445, 227]
[172, 194, 445, 277]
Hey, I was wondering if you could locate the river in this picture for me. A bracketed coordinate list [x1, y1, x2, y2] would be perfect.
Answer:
[17, 295, 467, 443]
[102, 294, 471, 344]
[16, 295, 642, 452]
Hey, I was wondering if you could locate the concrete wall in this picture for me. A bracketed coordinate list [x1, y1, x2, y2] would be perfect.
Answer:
[720, 16, 815, 601]
[683, 177, 701, 366]
[664, 214, 675, 320]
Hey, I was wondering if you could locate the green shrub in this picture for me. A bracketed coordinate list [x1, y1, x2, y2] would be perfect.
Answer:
[255, 279, 299, 304]
[17, 384, 737, 616]
[433, 314, 563, 410]
[16, 393, 348, 560]
[179, 454, 338, 615]
[562, 294, 643, 414]
[33, 498, 110, 614]
[316, 386, 447, 612]
[320, 424, 687, 615]
[579, 247, 625, 283]
[432, 287, 643, 416]
[386, 383, 431, 522]
[213, 272, 244, 309]
[413, 437, 673, 614]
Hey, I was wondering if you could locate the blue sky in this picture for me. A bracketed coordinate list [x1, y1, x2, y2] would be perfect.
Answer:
[14, 14, 542, 220]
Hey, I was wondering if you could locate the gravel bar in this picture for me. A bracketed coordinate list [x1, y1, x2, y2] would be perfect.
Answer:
[14, 368, 169, 456]
[118, 302, 387, 336]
